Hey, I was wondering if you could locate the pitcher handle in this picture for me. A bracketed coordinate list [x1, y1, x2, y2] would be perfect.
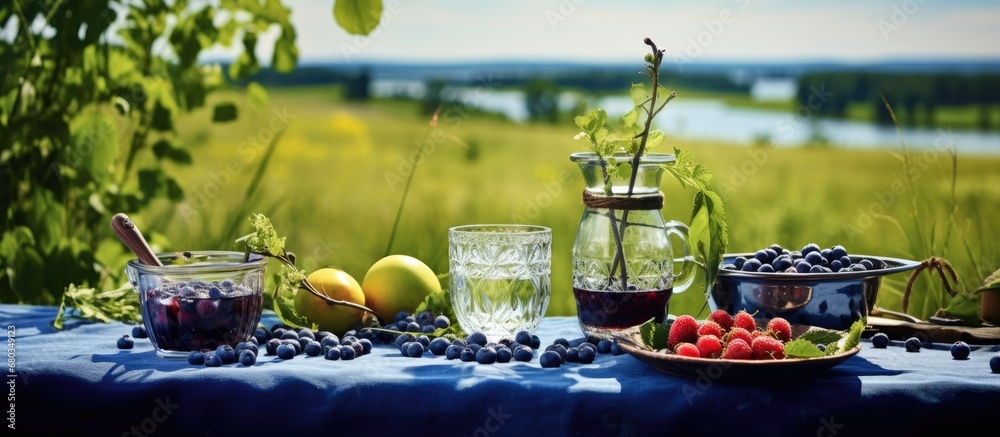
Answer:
[665, 220, 696, 294]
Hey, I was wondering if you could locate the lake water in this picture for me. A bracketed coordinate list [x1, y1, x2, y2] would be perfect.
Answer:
[372, 79, 1000, 156]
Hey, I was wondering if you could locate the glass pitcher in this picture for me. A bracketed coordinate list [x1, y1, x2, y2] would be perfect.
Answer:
[570, 152, 696, 340]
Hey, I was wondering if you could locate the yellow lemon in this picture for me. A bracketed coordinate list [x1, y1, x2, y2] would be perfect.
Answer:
[294, 268, 366, 334]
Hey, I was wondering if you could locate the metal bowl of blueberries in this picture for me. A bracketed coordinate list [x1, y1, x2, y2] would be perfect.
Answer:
[708, 243, 921, 331]
[125, 251, 268, 358]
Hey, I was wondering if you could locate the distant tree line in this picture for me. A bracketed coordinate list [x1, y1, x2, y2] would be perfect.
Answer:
[796, 72, 1000, 129]
[236, 66, 371, 100]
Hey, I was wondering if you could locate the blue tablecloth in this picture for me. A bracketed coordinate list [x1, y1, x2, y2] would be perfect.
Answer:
[4, 304, 1000, 436]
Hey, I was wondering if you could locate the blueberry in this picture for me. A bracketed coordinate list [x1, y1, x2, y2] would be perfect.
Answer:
[239, 350, 256, 366]
[991, 356, 1000, 373]
[805, 251, 825, 266]
[578, 347, 596, 364]
[763, 248, 778, 262]
[464, 332, 486, 346]
[416, 335, 431, 348]
[722, 264, 737, 270]
[772, 256, 793, 272]
[357, 339, 373, 355]
[830, 245, 849, 260]
[850, 264, 867, 272]
[325, 347, 341, 361]
[951, 341, 971, 360]
[445, 345, 464, 360]
[802, 243, 820, 256]
[406, 322, 421, 332]
[515, 331, 533, 345]
[540, 351, 562, 368]
[597, 339, 613, 354]
[545, 344, 568, 363]
[860, 259, 875, 270]
[467, 343, 483, 354]
[733, 256, 747, 270]
[433, 316, 451, 329]
[187, 351, 206, 365]
[131, 326, 148, 339]
[839, 256, 852, 268]
[395, 321, 410, 331]
[236, 342, 259, 356]
[753, 250, 770, 264]
[117, 335, 134, 349]
[476, 347, 498, 364]
[276, 344, 296, 359]
[340, 345, 356, 360]
[394, 311, 410, 322]
[578, 342, 598, 354]
[321, 336, 340, 349]
[204, 353, 223, 367]
[429, 337, 451, 355]
[610, 341, 625, 356]
[513, 345, 533, 362]
[297, 328, 315, 340]
[741, 258, 762, 272]
[809, 265, 832, 273]
[496, 346, 513, 363]
[451, 338, 467, 347]
[253, 328, 270, 345]
[530, 335, 541, 349]
[757, 264, 775, 273]
[282, 339, 302, 355]
[405, 341, 425, 358]
[565, 347, 580, 363]
[820, 248, 833, 261]
[280, 330, 300, 340]
[215, 345, 236, 364]
[768, 244, 783, 253]
[460, 348, 477, 362]
[904, 337, 921, 352]
[796, 262, 812, 273]
[394, 334, 415, 349]
[830, 260, 843, 271]
[421, 325, 436, 333]
[304, 341, 323, 357]
[266, 338, 282, 355]
[271, 328, 287, 340]
[352, 343, 364, 357]
[297, 337, 312, 350]
[553, 338, 570, 348]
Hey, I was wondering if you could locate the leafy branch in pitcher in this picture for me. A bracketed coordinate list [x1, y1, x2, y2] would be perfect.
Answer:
[236, 213, 381, 323]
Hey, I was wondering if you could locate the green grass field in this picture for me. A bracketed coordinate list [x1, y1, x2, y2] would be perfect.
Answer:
[136, 85, 1000, 322]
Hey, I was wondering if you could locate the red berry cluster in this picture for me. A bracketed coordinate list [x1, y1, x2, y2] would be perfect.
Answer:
[667, 310, 792, 360]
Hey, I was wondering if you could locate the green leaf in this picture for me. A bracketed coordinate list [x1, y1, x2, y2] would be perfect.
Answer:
[71, 110, 119, 183]
[796, 329, 842, 346]
[212, 102, 238, 122]
[271, 32, 298, 73]
[839, 318, 866, 351]
[629, 82, 648, 106]
[245, 213, 286, 256]
[271, 266, 315, 330]
[646, 130, 665, 148]
[939, 293, 982, 326]
[333, 0, 383, 36]
[246, 82, 269, 108]
[784, 339, 828, 358]
[622, 107, 640, 129]
[53, 283, 142, 330]
[638, 317, 668, 350]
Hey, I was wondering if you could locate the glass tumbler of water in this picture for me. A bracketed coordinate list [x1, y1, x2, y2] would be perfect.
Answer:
[448, 225, 552, 342]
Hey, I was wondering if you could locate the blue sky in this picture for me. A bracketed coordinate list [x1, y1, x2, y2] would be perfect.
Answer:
[207, 0, 1000, 64]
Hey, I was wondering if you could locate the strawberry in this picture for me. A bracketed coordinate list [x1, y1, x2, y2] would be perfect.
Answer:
[725, 327, 754, 346]
[733, 310, 757, 332]
[697, 320, 724, 339]
[721, 338, 752, 360]
[766, 317, 792, 343]
[707, 309, 734, 332]
[667, 315, 699, 350]
[695, 334, 723, 359]
[675, 342, 700, 358]
[751, 336, 785, 360]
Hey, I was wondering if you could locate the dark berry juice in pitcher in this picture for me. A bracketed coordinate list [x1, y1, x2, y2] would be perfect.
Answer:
[573, 287, 673, 337]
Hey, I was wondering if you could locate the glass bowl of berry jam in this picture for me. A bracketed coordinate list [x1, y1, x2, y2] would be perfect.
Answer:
[125, 251, 268, 358]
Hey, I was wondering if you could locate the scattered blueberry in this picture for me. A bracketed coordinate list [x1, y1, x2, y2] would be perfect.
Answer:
[513, 346, 533, 362]
[554, 338, 570, 348]
[433, 316, 451, 329]
[429, 337, 451, 356]
[597, 339, 613, 354]
[415, 335, 431, 348]
[117, 335, 134, 349]
[405, 341, 425, 358]
[904, 337, 921, 352]
[325, 347, 341, 361]
[297, 328, 316, 340]
[280, 330, 300, 340]
[530, 335, 541, 349]
[466, 332, 488, 346]
[565, 347, 580, 363]
[204, 353, 223, 367]
[476, 347, 498, 364]
[131, 326, 148, 339]
[951, 341, 971, 360]
[187, 351, 206, 365]
[610, 341, 625, 356]
[578, 347, 596, 364]
[304, 341, 323, 357]
[357, 339, 373, 355]
[340, 345, 356, 360]
[871, 333, 890, 348]
[445, 345, 464, 360]
[496, 346, 513, 363]
[991, 356, 1000, 373]
[266, 338, 281, 355]
[321, 336, 340, 349]
[460, 348, 476, 362]
[515, 331, 532, 346]
[239, 350, 256, 366]
[276, 343, 296, 359]
[540, 351, 562, 368]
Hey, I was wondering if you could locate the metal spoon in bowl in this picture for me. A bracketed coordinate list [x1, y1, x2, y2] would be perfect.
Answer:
[110, 213, 163, 266]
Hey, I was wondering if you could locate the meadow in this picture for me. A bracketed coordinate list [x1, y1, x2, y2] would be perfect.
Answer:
[138, 85, 1000, 321]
